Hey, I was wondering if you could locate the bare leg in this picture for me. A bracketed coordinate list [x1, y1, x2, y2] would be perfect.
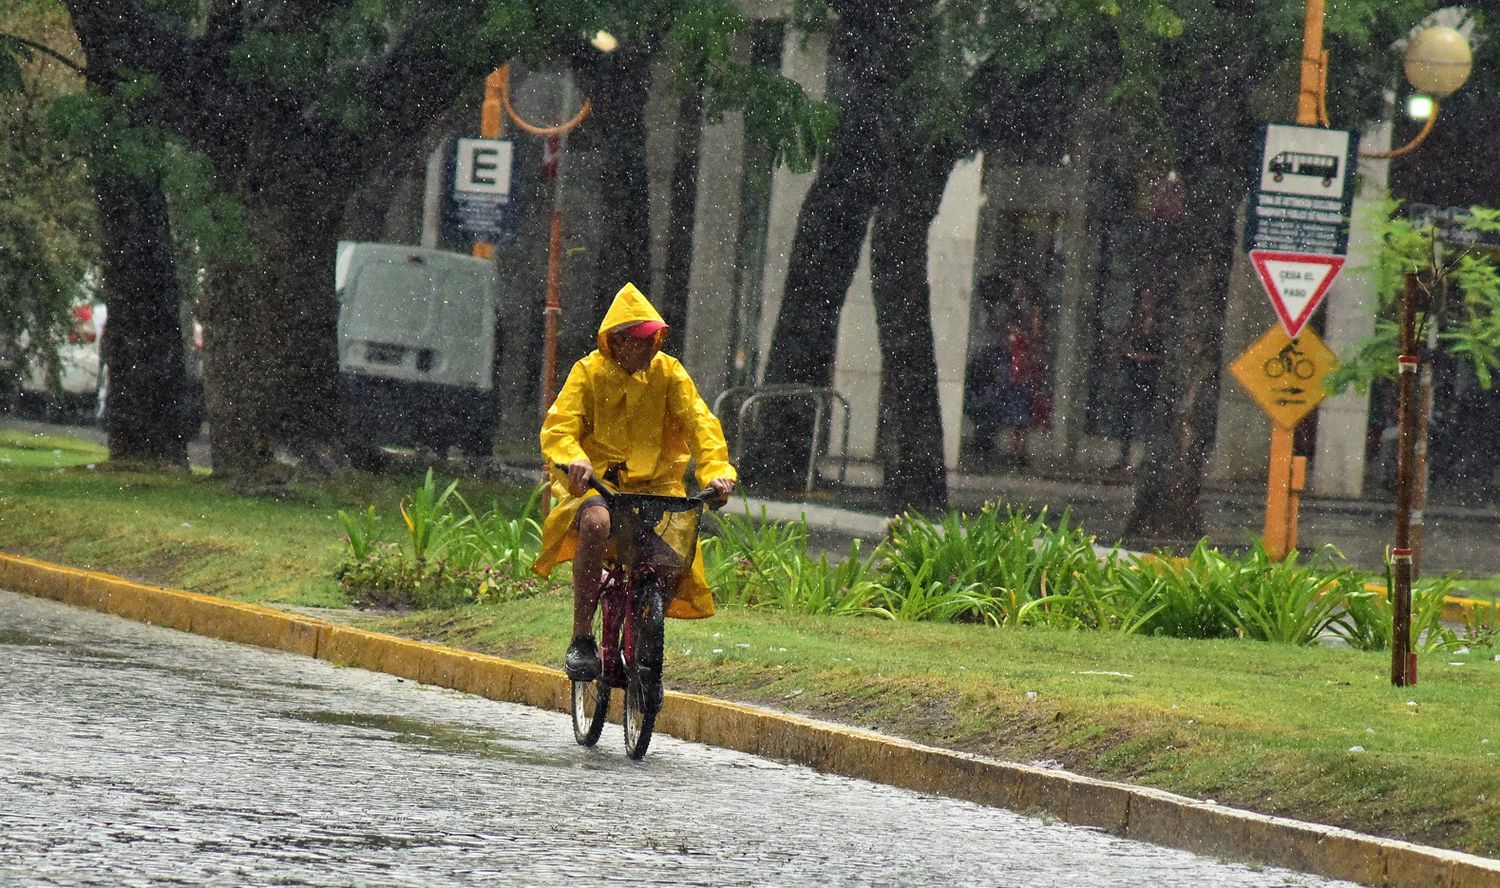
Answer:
[573, 502, 610, 639]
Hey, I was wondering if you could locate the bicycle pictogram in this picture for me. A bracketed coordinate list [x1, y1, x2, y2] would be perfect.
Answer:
[1263, 341, 1315, 380]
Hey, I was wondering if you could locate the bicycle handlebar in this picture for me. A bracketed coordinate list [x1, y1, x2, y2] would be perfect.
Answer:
[551, 463, 728, 511]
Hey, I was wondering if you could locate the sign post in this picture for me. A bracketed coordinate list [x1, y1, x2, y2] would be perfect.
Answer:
[1240, 3, 1358, 561]
[1230, 327, 1336, 558]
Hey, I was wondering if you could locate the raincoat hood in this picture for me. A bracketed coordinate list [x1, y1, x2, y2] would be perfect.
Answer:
[597, 282, 668, 357]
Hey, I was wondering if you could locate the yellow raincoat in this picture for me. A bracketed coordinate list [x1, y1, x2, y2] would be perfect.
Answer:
[532, 282, 737, 619]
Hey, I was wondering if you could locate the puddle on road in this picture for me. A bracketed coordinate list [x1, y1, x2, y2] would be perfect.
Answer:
[0, 629, 58, 648]
[284, 710, 565, 767]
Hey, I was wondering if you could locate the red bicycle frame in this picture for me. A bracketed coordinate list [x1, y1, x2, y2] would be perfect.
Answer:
[597, 564, 667, 689]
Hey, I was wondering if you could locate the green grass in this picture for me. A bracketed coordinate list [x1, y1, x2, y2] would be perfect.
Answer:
[4, 427, 1500, 857]
[0, 429, 533, 606]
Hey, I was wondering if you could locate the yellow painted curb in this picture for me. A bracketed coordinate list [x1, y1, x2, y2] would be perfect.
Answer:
[5, 551, 1499, 888]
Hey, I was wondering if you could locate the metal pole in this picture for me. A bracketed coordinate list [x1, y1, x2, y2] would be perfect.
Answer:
[473, 66, 508, 261]
[1392, 273, 1421, 686]
[1412, 316, 1437, 580]
[541, 209, 563, 412]
[1263, 0, 1326, 559]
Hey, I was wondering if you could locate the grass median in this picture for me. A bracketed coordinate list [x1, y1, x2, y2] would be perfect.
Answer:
[3, 426, 1500, 858]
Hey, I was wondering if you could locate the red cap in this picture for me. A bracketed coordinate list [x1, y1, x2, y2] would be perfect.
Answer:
[626, 320, 667, 338]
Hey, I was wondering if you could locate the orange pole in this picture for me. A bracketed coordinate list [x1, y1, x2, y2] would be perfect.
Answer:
[542, 210, 563, 414]
[1297, 0, 1325, 127]
[1264, 0, 1325, 558]
[473, 65, 509, 261]
[1263, 425, 1295, 558]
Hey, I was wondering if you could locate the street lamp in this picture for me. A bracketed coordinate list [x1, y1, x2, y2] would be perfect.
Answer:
[1366, 25, 1473, 159]
[1404, 25, 1472, 99]
[1386, 24, 1471, 687]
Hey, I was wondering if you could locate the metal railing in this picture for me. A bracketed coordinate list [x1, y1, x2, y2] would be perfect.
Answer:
[712, 384, 850, 493]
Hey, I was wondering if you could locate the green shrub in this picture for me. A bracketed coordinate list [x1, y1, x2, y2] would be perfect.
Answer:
[335, 543, 474, 610]
[334, 474, 548, 610]
[448, 485, 545, 578]
[702, 507, 875, 615]
[1218, 546, 1364, 645]
[1335, 561, 1462, 653]
[872, 506, 1100, 627]
[1126, 541, 1243, 640]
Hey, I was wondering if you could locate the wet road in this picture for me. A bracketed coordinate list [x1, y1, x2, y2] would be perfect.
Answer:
[0, 589, 1356, 888]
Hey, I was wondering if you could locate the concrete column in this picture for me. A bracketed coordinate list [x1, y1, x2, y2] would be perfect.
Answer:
[1311, 119, 1391, 498]
[421, 139, 448, 249]
[927, 157, 984, 467]
[681, 65, 750, 403]
[756, 30, 827, 378]
[1207, 200, 1277, 487]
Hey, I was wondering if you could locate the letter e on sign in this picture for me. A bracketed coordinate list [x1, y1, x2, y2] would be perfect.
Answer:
[454, 138, 513, 197]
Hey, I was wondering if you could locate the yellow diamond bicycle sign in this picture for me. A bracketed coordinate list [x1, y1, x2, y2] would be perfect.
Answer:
[1229, 326, 1336, 429]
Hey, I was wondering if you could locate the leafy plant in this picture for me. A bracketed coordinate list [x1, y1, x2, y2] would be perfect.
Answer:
[336, 504, 380, 562]
[701, 505, 820, 607]
[1070, 557, 1167, 635]
[449, 484, 545, 578]
[1334, 556, 1461, 654]
[1327, 202, 1500, 396]
[753, 540, 876, 617]
[1128, 542, 1240, 640]
[1461, 596, 1500, 651]
[1218, 546, 1362, 645]
[335, 474, 549, 610]
[399, 469, 467, 562]
[874, 504, 1103, 626]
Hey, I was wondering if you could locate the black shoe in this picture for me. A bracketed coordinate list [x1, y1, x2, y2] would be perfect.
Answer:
[565, 635, 601, 682]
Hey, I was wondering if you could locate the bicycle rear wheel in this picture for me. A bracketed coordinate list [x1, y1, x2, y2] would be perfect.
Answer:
[571, 679, 610, 746]
[623, 578, 666, 760]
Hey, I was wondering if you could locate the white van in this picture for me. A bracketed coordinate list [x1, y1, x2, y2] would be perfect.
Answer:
[336, 242, 500, 464]
[1, 301, 105, 420]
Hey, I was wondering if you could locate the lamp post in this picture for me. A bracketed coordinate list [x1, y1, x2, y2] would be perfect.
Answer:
[1386, 24, 1470, 688]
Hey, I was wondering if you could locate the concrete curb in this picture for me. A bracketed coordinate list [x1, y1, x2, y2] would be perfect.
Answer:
[5, 550, 1498, 888]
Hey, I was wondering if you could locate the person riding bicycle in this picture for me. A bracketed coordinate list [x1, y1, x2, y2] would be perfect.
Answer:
[532, 282, 738, 682]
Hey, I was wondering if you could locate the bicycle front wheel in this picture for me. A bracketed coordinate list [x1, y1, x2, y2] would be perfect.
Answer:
[572, 679, 610, 746]
[623, 579, 666, 760]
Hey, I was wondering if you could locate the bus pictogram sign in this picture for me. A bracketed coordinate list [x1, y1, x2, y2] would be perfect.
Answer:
[1249, 250, 1344, 339]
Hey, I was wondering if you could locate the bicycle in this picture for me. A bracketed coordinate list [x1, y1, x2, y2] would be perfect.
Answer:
[559, 465, 722, 759]
[1263, 341, 1315, 380]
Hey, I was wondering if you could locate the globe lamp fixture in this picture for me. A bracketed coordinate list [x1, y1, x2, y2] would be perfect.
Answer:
[1404, 26, 1471, 98]
[590, 31, 619, 53]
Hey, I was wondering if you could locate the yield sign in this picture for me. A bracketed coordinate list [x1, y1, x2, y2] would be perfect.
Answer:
[1249, 250, 1344, 338]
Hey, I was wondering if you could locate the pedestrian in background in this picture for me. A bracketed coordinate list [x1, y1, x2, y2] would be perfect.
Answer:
[1112, 287, 1163, 475]
[997, 280, 1046, 469]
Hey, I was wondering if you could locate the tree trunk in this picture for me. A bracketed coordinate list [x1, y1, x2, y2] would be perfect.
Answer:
[870, 151, 953, 515]
[574, 47, 655, 324]
[68, 1, 189, 468]
[1126, 212, 1236, 540]
[1126, 63, 1262, 542]
[741, 4, 909, 491]
[201, 156, 351, 481]
[94, 174, 190, 468]
[658, 88, 704, 356]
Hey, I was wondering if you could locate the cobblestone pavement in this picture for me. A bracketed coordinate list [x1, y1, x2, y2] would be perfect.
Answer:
[0, 590, 1357, 888]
